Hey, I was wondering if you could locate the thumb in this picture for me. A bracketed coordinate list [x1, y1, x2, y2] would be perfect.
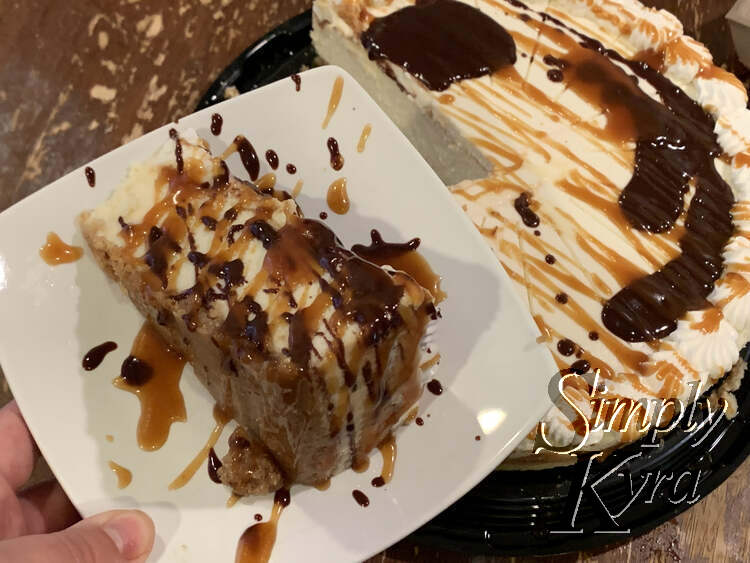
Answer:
[0, 509, 155, 563]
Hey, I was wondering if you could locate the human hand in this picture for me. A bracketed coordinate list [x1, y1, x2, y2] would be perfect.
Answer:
[0, 400, 155, 562]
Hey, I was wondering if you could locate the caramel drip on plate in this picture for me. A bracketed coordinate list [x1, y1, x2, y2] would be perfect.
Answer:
[168, 404, 232, 490]
[235, 488, 290, 563]
[322, 76, 344, 129]
[291, 180, 303, 197]
[371, 434, 397, 487]
[420, 353, 441, 371]
[357, 124, 372, 153]
[108, 461, 132, 489]
[326, 178, 350, 214]
[39, 232, 83, 265]
[114, 322, 186, 451]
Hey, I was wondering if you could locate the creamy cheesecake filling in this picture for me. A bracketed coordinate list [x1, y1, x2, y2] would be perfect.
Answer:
[312, 0, 750, 458]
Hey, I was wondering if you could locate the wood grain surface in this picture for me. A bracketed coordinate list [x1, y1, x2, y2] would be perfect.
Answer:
[0, 1, 747, 561]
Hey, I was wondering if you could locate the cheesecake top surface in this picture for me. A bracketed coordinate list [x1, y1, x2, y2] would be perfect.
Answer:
[315, 0, 750, 449]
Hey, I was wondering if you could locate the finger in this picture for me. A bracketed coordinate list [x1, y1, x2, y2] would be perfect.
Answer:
[19, 480, 81, 535]
[0, 509, 155, 563]
[0, 475, 25, 539]
[0, 401, 37, 490]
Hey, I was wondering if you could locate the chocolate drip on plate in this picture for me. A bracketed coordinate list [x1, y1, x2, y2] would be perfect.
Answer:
[85, 166, 96, 187]
[207, 447, 223, 483]
[210, 113, 223, 136]
[234, 135, 260, 181]
[83, 341, 118, 371]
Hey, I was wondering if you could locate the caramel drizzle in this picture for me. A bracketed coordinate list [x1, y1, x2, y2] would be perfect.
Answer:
[357, 124, 372, 153]
[168, 405, 232, 490]
[322, 76, 344, 129]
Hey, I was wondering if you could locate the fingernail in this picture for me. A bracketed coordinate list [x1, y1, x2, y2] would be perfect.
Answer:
[103, 512, 152, 559]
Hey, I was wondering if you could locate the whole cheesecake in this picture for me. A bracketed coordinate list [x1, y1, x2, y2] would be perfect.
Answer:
[312, 0, 750, 466]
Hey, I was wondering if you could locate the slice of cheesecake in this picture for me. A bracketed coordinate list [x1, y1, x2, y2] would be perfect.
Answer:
[312, 0, 750, 463]
[79, 130, 436, 489]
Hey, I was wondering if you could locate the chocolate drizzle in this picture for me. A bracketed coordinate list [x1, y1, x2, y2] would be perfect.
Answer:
[352, 230, 446, 303]
[427, 378, 443, 395]
[207, 447, 223, 483]
[361, 0, 517, 91]
[234, 135, 260, 181]
[83, 341, 118, 371]
[210, 113, 223, 136]
[84, 166, 96, 187]
[265, 149, 279, 170]
[513, 192, 540, 228]
[352, 489, 370, 507]
[556, 39, 736, 341]
[291, 73, 301, 91]
[327, 137, 344, 171]
[169, 129, 184, 175]
[144, 226, 181, 289]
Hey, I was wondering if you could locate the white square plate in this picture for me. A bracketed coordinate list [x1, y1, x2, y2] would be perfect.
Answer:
[0, 66, 556, 562]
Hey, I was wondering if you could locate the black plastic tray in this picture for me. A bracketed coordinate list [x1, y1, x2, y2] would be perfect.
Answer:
[196, 10, 750, 555]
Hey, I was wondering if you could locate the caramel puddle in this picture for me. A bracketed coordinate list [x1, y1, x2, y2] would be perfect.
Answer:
[39, 232, 83, 265]
[327, 178, 349, 215]
[108, 461, 132, 489]
[114, 322, 186, 451]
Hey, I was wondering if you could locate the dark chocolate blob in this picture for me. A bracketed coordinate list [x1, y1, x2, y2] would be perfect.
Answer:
[207, 447, 222, 483]
[565, 40, 736, 341]
[234, 135, 260, 181]
[570, 359, 591, 374]
[85, 166, 96, 187]
[82, 341, 117, 371]
[120, 356, 153, 386]
[352, 489, 370, 507]
[513, 192, 540, 228]
[361, 0, 517, 91]
[427, 378, 443, 395]
[210, 113, 223, 136]
[327, 137, 344, 171]
[265, 149, 279, 170]
[557, 338, 576, 357]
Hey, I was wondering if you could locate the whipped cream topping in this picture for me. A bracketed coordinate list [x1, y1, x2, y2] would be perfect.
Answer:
[314, 0, 750, 457]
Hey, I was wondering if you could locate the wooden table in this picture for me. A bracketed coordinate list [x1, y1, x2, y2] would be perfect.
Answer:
[0, 1, 748, 561]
